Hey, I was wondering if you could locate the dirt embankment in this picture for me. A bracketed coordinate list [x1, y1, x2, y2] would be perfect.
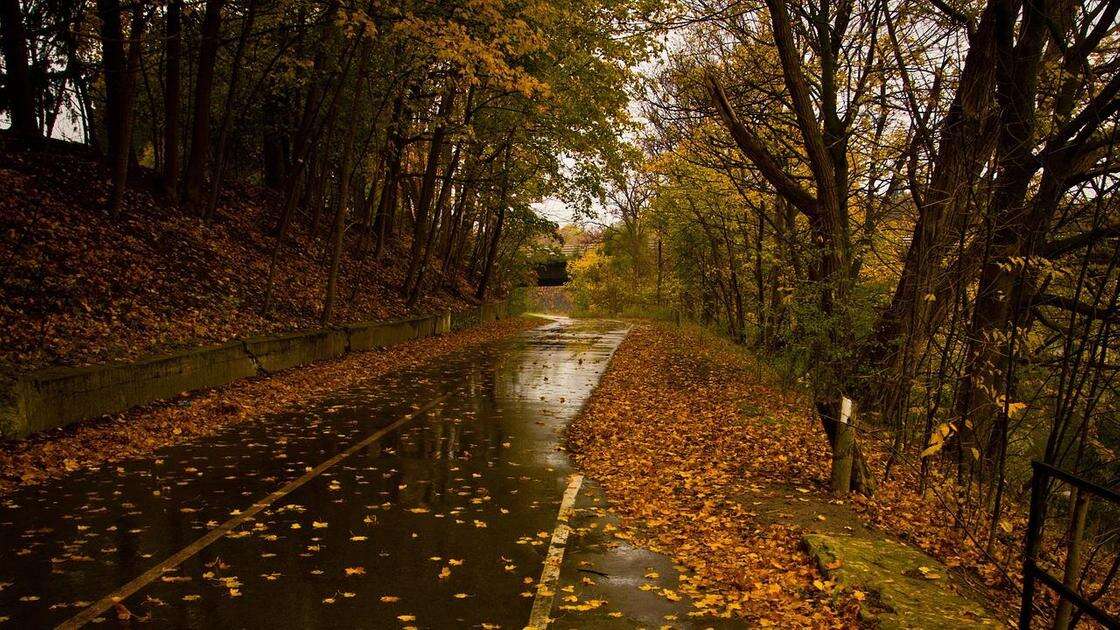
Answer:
[1, 140, 490, 375]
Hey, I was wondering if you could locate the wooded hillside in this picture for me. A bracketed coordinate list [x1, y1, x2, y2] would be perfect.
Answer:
[0, 0, 652, 370]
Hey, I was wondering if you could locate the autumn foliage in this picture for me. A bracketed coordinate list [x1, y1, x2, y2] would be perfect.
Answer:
[568, 322, 861, 625]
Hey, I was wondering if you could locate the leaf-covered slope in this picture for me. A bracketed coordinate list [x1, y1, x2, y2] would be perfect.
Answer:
[0, 141, 484, 373]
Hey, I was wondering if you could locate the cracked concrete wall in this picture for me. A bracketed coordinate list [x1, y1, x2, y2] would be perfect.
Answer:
[0, 303, 506, 440]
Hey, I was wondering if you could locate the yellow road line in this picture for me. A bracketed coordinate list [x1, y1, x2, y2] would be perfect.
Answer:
[525, 473, 584, 630]
[57, 394, 448, 629]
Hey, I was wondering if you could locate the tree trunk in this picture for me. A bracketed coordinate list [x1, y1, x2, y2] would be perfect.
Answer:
[753, 208, 766, 344]
[97, 0, 144, 214]
[656, 236, 663, 304]
[183, 0, 225, 209]
[321, 49, 367, 325]
[863, 0, 1004, 421]
[829, 398, 855, 494]
[1053, 489, 1090, 630]
[261, 30, 352, 316]
[374, 89, 412, 258]
[403, 85, 455, 296]
[819, 397, 875, 495]
[707, 0, 876, 493]
[954, 0, 1055, 469]
[1, 0, 38, 139]
[443, 149, 481, 273]
[476, 143, 512, 300]
[59, 5, 93, 145]
[204, 0, 258, 218]
[161, 0, 182, 198]
[408, 140, 462, 306]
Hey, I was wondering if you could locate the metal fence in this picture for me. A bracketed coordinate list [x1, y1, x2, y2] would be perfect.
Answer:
[1020, 460, 1120, 628]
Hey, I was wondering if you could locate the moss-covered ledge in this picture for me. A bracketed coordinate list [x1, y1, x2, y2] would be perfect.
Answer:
[803, 533, 1004, 629]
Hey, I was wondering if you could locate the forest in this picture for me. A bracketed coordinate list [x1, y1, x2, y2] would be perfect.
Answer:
[3, 0, 1120, 626]
[0, 0, 651, 373]
[561, 0, 1120, 624]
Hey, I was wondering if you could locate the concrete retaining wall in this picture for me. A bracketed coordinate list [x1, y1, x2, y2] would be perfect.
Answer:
[451, 299, 508, 330]
[1, 299, 519, 440]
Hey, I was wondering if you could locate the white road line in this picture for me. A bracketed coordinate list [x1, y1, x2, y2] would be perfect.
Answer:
[57, 394, 448, 629]
[525, 473, 584, 630]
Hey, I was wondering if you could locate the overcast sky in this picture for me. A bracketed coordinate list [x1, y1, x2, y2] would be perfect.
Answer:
[530, 37, 670, 229]
[532, 198, 576, 225]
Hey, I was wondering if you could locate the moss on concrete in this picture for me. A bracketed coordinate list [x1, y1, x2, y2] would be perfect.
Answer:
[803, 533, 1003, 629]
[1, 300, 516, 439]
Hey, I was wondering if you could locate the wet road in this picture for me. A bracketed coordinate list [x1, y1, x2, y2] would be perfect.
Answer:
[0, 318, 630, 628]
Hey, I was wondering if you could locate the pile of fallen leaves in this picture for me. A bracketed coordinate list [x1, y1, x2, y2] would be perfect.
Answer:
[0, 140, 493, 373]
[567, 321, 859, 627]
[0, 316, 541, 494]
[569, 321, 1076, 626]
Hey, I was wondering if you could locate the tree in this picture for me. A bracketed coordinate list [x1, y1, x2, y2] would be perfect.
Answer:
[1, 0, 37, 139]
[8, 0, 662, 321]
[96, 0, 147, 213]
[703, 0, 882, 494]
[161, 0, 183, 198]
[183, 0, 226, 208]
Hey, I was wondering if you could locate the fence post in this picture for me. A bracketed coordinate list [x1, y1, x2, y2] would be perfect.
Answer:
[1054, 489, 1092, 630]
[1019, 462, 1048, 629]
[830, 397, 855, 495]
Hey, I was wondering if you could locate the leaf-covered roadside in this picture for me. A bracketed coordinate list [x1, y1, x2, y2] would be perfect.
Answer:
[0, 316, 542, 495]
[567, 321, 859, 626]
[566, 321, 1040, 626]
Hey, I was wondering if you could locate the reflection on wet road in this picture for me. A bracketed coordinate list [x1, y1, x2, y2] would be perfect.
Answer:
[0, 318, 627, 628]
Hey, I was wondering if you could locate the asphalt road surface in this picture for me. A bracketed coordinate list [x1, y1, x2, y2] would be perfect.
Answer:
[2, 318, 733, 629]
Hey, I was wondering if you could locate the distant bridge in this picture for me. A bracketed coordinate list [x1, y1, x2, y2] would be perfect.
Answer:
[535, 243, 587, 286]
[535, 260, 568, 286]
